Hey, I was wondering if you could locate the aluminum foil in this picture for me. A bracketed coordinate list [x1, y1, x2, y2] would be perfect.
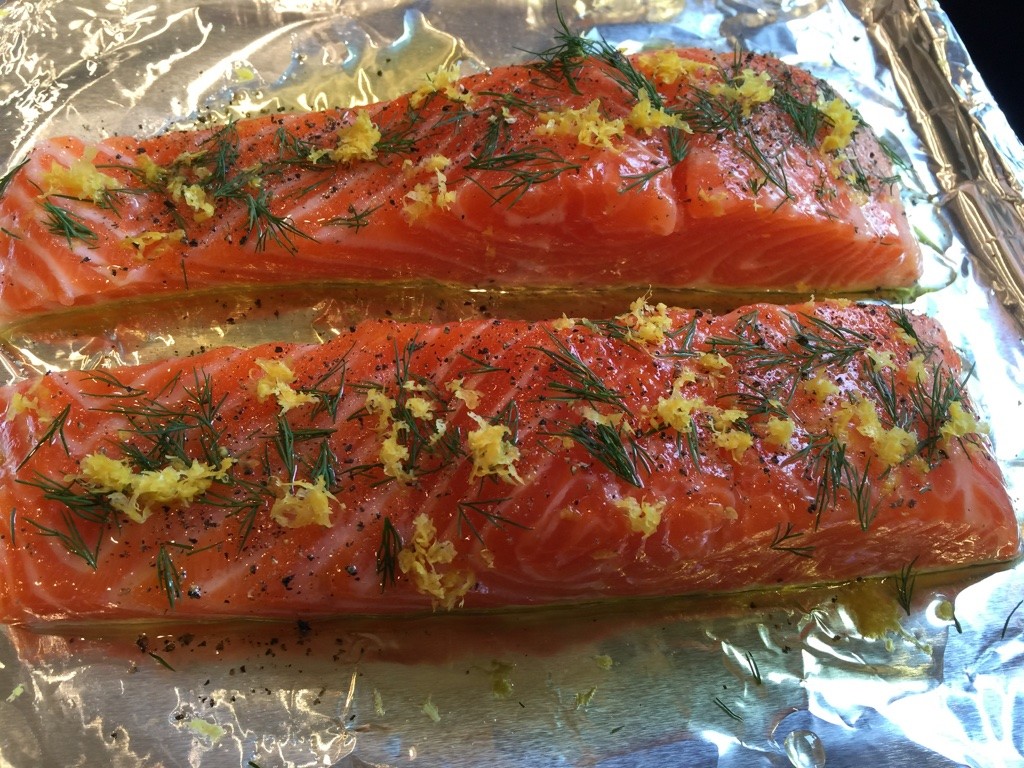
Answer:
[1, 1, 1023, 765]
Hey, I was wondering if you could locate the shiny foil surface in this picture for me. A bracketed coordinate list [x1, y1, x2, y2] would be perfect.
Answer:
[1, 1, 1022, 766]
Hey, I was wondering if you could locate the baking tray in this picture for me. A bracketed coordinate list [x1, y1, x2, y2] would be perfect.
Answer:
[1, 1, 1022, 766]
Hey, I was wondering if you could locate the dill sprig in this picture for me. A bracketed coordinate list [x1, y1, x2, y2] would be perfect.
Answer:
[351, 339, 463, 483]
[772, 89, 826, 145]
[620, 125, 689, 192]
[878, 137, 910, 171]
[465, 147, 580, 206]
[204, 477, 275, 552]
[17, 403, 71, 470]
[730, 391, 789, 421]
[376, 516, 403, 592]
[769, 521, 814, 558]
[533, 330, 628, 413]
[92, 370, 228, 469]
[310, 439, 338, 487]
[456, 498, 529, 543]
[239, 188, 315, 253]
[156, 542, 191, 609]
[790, 432, 877, 529]
[457, 351, 508, 375]
[272, 416, 337, 482]
[675, 85, 795, 199]
[560, 420, 650, 488]
[707, 310, 871, 399]
[296, 351, 350, 421]
[375, 104, 422, 156]
[148, 652, 175, 671]
[22, 504, 105, 569]
[658, 314, 701, 359]
[41, 201, 99, 248]
[533, 7, 661, 107]
[885, 305, 924, 348]
[894, 557, 918, 615]
[530, 5, 590, 94]
[272, 125, 325, 166]
[325, 203, 380, 233]
[0, 158, 28, 200]
[19, 473, 115, 528]
[198, 121, 240, 190]
[864, 363, 912, 431]
[908, 363, 974, 463]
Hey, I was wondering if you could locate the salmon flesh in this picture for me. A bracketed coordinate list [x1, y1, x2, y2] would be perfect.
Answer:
[0, 300, 1015, 624]
[0, 46, 920, 321]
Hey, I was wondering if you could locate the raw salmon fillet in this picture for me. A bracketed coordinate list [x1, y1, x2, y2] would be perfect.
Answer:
[0, 300, 1015, 624]
[0, 42, 920, 322]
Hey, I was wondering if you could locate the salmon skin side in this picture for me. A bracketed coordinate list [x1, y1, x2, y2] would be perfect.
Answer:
[0, 41, 920, 322]
[0, 300, 1015, 625]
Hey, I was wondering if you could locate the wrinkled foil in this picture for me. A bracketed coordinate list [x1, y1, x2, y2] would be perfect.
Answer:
[1, 1, 1023, 766]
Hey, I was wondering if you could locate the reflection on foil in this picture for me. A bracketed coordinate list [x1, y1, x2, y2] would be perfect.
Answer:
[1, 0, 1023, 766]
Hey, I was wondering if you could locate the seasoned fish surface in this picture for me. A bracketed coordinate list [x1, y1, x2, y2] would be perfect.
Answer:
[0, 301, 1014, 624]
[0, 47, 919, 321]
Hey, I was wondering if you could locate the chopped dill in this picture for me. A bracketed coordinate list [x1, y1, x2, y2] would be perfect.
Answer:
[8, 507, 16, 547]
[148, 652, 175, 671]
[1002, 599, 1023, 640]
[744, 651, 762, 685]
[714, 696, 743, 722]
